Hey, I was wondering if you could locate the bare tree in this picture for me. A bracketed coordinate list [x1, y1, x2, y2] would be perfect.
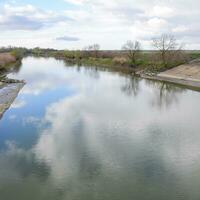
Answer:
[82, 46, 90, 58]
[122, 40, 141, 67]
[152, 34, 180, 67]
[90, 44, 100, 58]
[83, 44, 100, 58]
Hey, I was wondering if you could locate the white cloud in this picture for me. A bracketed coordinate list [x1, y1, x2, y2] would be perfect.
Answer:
[0, 0, 200, 49]
[64, 0, 86, 5]
[172, 25, 189, 33]
[0, 4, 71, 30]
[130, 18, 169, 41]
[11, 99, 26, 109]
[32, 72, 200, 189]
[146, 5, 174, 18]
[22, 116, 41, 126]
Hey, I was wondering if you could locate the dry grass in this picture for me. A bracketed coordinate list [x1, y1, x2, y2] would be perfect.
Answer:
[112, 56, 128, 65]
[0, 53, 16, 67]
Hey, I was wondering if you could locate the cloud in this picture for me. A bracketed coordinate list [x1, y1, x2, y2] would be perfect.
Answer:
[0, 4, 71, 30]
[64, 0, 86, 5]
[172, 25, 189, 33]
[33, 72, 200, 194]
[22, 116, 41, 126]
[130, 18, 170, 40]
[56, 36, 80, 41]
[11, 99, 26, 109]
[146, 5, 174, 18]
[8, 57, 86, 96]
[62, 0, 200, 49]
[0, 0, 200, 49]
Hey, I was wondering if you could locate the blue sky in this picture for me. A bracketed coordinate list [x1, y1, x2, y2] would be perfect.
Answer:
[0, 0, 199, 49]
[0, 0, 74, 10]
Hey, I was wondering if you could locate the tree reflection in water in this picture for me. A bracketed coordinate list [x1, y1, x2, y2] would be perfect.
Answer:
[121, 76, 141, 97]
[63, 61, 101, 80]
[82, 66, 100, 80]
[145, 80, 185, 108]
[121, 76, 185, 108]
[0, 60, 22, 76]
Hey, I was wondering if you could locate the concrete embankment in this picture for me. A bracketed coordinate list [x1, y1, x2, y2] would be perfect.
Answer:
[140, 59, 200, 91]
[0, 52, 25, 118]
[0, 82, 25, 119]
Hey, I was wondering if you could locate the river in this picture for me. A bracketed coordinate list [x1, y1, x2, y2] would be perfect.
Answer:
[0, 57, 200, 200]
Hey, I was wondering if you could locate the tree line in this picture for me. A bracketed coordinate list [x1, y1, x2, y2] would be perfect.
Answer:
[121, 34, 187, 70]
[73, 34, 189, 71]
[0, 34, 198, 72]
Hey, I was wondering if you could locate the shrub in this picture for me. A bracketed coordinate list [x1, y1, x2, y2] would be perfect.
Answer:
[11, 48, 26, 60]
[113, 57, 128, 66]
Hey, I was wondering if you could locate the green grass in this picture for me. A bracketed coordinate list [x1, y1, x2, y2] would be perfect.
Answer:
[80, 58, 114, 67]
[190, 52, 200, 59]
[13, 48, 199, 74]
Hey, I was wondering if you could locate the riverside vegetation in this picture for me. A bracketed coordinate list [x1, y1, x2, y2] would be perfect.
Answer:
[0, 49, 24, 82]
[1, 34, 200, 76]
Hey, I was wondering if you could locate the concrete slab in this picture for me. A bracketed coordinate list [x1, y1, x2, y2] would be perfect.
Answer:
[0, 82, 24, 119]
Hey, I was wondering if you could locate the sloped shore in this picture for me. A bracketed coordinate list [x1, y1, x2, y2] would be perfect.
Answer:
[0, 82, 25, 119]
[139, 59, 200, 91]
[140, 74, 200, 91]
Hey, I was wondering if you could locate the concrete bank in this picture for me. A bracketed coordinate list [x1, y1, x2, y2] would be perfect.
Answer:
[0, 82, 25, 119]
[140, 59, 200, 91]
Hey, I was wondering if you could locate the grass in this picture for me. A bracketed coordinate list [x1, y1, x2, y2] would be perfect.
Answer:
[81, 57, 114, 67]
[190, 52, 200, 60]
[54, 51, 198, 74]
[1, 48, 200, 76]
[0, 53, 16, 67]
[0, 53, 22, 79]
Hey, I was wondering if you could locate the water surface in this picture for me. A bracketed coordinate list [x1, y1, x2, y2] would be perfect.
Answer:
[0, 57, 200, 200]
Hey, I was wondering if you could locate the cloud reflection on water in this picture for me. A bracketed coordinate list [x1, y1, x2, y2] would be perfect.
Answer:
[1, 57, 200, 199]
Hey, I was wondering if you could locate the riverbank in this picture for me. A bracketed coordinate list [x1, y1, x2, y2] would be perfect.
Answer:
[1, 49, 200, 91]
[0, 52, 20, 79]
[139, 59, 200, 91]
[63, 56, 200, 90]
[0, 82, 25, 119]
[0, 53, 16, 68]
[0, 52, 25, 118]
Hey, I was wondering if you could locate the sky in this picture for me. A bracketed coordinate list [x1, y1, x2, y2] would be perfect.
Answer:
[0, 0, 199, 50]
